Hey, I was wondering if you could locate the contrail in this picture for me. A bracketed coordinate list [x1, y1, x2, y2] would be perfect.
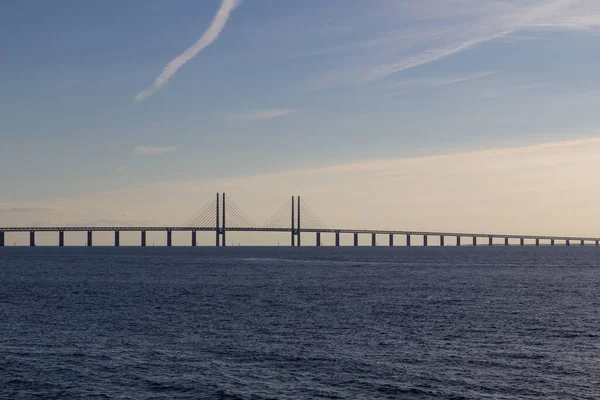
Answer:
[134, 0, 241, 102]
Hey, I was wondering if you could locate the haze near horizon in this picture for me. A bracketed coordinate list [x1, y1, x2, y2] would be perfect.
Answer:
[2, 0, 600, 244]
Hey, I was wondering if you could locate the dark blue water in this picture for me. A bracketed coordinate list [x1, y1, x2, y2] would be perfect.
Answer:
[1, 247, 599, 399]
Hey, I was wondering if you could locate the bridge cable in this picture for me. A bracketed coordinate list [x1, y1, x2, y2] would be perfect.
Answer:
[300, 199, 327, 229]
[263, 200, 291, 228]
[264, 205, 292, 229]
[191, 209, 219, 228]
[184, 197, 217, 227]
[225, 198, 256, 228]
[225, 205, 254, 228]
[186, 206, 215, 227]
[183, 200, 214, 226]
[263, 198, 293, 229]
[186, 202, 219, 227]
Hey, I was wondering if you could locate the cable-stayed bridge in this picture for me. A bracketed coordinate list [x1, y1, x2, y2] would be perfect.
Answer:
[0, 193, 598, 247]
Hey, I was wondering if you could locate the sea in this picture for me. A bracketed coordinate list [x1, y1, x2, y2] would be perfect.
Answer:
[1, 247, 599, 399]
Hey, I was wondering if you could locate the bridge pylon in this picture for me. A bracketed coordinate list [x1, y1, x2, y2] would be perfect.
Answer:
[291, 196, 301, 246]
[215, 193, 227, 246]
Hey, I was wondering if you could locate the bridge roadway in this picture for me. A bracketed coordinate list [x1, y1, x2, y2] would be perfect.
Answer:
[0, 226, 599, 246]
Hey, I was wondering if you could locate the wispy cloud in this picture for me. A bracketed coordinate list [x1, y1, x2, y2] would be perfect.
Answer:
[24, 136, 600, 238]
[229, 109, 298, 121]
[134, 0, 241, 102]
[393, 71, 499, 89]
[0, 206, 56, 213]
[473, 83, 546, 100]
[362, 32, 510, 84]
[312, 0, 600, 87]
[134, 146, 177, 155]
[381, 71, 500, 98]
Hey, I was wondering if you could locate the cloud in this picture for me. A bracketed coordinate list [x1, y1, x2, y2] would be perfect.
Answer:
[6, 135, 600, 245]
[422, 1, 599, 70]
[134, 146, 177, 155]
[473, 83, 545, 100]
[0, 204, 89, 228]
[0, 202, 158, 232]
[387, 71, 499, 91]
[362, 33, 509, 83]
[0, 206, 56, 213]
[380, 71, 499, 98]
[134, 0, 241, 102]
[229, 109, 298, 121]
[420, 71, 500, 87]
[312, 0, 600, 87]
[91, 218, 162, 227]
[14, 135, 599, 240]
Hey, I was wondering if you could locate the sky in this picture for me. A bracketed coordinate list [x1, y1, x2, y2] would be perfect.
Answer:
[2, 0, 600, 245]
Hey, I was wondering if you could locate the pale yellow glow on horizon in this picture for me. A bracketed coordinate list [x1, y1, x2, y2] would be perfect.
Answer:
[2, 137, 600, 245]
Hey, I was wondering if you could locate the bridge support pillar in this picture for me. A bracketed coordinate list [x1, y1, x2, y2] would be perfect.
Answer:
[389, 234, 393, 247]
[406, 234, 411, 247]
[316, 232, 321, 246]
[354, 233, 358, 247]
[596, 240, 599, 246]
[581, 239, 584, 246]
[489, 236, 493, 246]
[472, 236, 476, 246]
[566, 239, 570, 247]
[423, 235, 428, 247]
[222, 194, 227, 247]
[440, 235, 444, 247]
[167, 230, 172, 247]
[504, 237, 509, 246]
[87, 231, 92, 247]
[115, 231, 120, 247]
[0, 231, 4, 247]
[192, 231, 197, 247]
[296, 195, 300, 247]
[217, 193, 221, 247]
[456, 236, 461, 247]
[141, 231, 146, 247]
[372, 233, 376, 247]
[335, 231, 340, 247]
[551, 239, 555, 246]
[29, 231, 35, 247]
[520, 238, 524, 246]
[59, 231, 64, 247]
[536, 238, 539, 246]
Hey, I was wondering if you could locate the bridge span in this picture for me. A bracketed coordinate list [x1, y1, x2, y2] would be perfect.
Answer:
[1, 194, 597, 247]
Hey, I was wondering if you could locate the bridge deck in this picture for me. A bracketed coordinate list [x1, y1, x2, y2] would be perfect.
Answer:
[0, 226, 597, 241]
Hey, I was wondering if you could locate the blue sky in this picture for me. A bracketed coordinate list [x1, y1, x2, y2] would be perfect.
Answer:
[2, 0, 600, 210]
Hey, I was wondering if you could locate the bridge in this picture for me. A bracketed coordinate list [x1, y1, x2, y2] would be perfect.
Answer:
[0, 193, 598, 247]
